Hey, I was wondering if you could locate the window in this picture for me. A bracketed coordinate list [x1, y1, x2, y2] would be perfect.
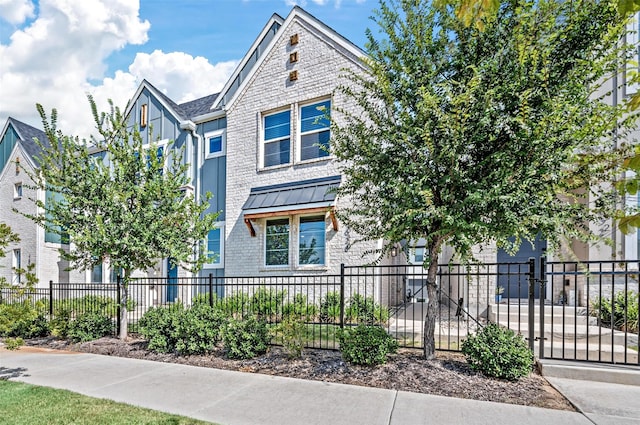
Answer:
[299, 216, 326, 265]
[263, 110, 291, 167]
[110, 267, 122, 283]
[626, 13, 640, 95]
[409, 246, 427, 265]
[12, 249, 21, 285]
[265, 218, 289, 266]
[91, 263, 103, 283]
[205, 130, 226, 158]
[44, 189, 69, 244]
[299, 100, 330, 161]
[205, 226, 224, 268]
[14, 183, 22, 199]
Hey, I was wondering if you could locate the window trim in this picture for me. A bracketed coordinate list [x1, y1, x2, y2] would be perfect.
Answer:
[297, 214, 327, 267]
[264, 217, 290, 268]
[297, 98, 331, 163]
[141, 138, 169, 171]
[203, 223, 225, 269]
[261, 108, 292, 169]
[13, 182, 22, 200]
[205, 129, 226, 159]
[12, 249, 21, 285]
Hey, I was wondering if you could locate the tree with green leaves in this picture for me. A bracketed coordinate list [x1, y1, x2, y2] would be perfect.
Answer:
[17, 96, 218, 338]
[0, 223, 20, 287]
[332, 0, 636, 358]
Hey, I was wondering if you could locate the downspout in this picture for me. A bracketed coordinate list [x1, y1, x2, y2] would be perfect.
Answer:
[180, 120, 201, 276]
[612, 57, 619, 259]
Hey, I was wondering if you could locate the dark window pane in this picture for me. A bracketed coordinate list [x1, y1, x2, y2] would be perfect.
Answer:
[264, 139, 290, 167]
[300, 130, 330, 161]
[266, 219, 289, 266]
[299, 216, 325, 265]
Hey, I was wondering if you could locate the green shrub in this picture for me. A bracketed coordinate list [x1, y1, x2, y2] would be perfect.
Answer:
[338, 325, 398, 366]
[250, 287, 287, 320]
[53, 295, 135, 319]
[319, 292, 341, 323]
[214, 293, 251, 318]
[345, 294, 390, 325]
[461, 323, 533, 380]
[139, 305, 183, 353]
[221, 315, 269, 359]
[282, 294, 318, 320]
[50, 307, 72, 338]
[192, 292, 217, 306]
[174, 303, 226, 355]
[4, 337, 24, 350]
[0, 303, 49, 338]
[67, 312, 114, 342]
[592, 290, 639, 333]
[272, 314, 306, 359]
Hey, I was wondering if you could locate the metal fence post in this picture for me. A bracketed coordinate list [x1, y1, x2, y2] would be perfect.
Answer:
[539, 256, 547, 359]
[528, 257, 535, 352]
[116, 274, 121, 336]
[340, 263, 345, 329]
[49, 280, 54, 317]
[208, 273, 214, 307]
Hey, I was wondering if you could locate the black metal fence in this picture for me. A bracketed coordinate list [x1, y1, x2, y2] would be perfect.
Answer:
[1, 259, 638, 365]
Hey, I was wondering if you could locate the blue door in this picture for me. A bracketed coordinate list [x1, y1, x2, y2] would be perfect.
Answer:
[167, 259, 178, 302]
[497, 235, 546, 299]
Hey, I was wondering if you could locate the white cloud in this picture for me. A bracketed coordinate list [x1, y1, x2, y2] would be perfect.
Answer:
[0, 0, 237, 138]
[0, 0, 35, 24]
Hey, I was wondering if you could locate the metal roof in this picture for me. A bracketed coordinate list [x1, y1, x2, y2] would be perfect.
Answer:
[242, 175, 341, 211]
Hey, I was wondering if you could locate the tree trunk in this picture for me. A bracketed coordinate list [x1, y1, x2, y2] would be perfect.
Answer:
[423, 238, 443, 359]
[118, 270, 130, 339]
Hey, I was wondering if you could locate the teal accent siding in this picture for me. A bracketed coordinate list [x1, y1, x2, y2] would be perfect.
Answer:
[0, 126, 19, 174]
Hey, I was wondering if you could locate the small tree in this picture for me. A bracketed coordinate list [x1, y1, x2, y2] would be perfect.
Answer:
[18, 96, 218, 338]
[0, 223, 20, 287]
[332, 0, 636, 358]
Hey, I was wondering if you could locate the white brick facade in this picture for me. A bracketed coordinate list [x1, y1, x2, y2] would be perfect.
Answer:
[224, 16, 378, 277]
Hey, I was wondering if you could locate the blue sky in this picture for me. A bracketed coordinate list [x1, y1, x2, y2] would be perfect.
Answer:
[0, 0, 377, 136]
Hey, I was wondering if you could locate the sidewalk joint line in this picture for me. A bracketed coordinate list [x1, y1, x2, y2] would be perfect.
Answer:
[387, 390, 398, 425]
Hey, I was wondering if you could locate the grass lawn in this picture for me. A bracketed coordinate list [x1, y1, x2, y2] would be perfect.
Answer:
[0, 380, 216, 425]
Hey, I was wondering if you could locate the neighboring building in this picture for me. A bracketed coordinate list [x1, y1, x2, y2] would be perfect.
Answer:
[0, 118, 82, 284]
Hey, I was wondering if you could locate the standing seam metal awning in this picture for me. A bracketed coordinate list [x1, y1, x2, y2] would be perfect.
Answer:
[242, 175, 341, 236]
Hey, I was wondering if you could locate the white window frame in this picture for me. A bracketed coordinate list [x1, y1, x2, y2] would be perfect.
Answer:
[141, 139, 169, 171]
[261, 108, 292, 169]
[12, 249, 21, 285]
[264, 217, 290, 268]
[14, 182, 23, 200]
[297, 214, 327, 267]
[205, 129, 226, 159]
[409, 246, 427, 265]
[204, 223, 225, 269]
[625, 12, 640, 96]
[297, 98, 331, 163]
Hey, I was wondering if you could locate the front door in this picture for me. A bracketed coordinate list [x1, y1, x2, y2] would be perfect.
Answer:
[166, 259, 178, 302]
[497, 235, 546, 299]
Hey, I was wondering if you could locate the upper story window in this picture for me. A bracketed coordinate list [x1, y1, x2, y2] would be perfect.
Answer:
[205, 130, 226, 159]
[14, 183, 22, 199]
[299, 216, 326, 266]
[299, 100, 331, 162]
[263, 110, 291, 168]
[265, 218, 289, 266]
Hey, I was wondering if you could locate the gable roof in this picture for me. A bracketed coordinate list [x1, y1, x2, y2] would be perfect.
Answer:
[215, 6, 366, 111]
[6, 117, 49, 165]
[125, 79, 221, 125]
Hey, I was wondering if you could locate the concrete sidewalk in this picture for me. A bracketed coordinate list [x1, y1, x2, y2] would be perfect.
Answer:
[0, 347, 634, 425]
